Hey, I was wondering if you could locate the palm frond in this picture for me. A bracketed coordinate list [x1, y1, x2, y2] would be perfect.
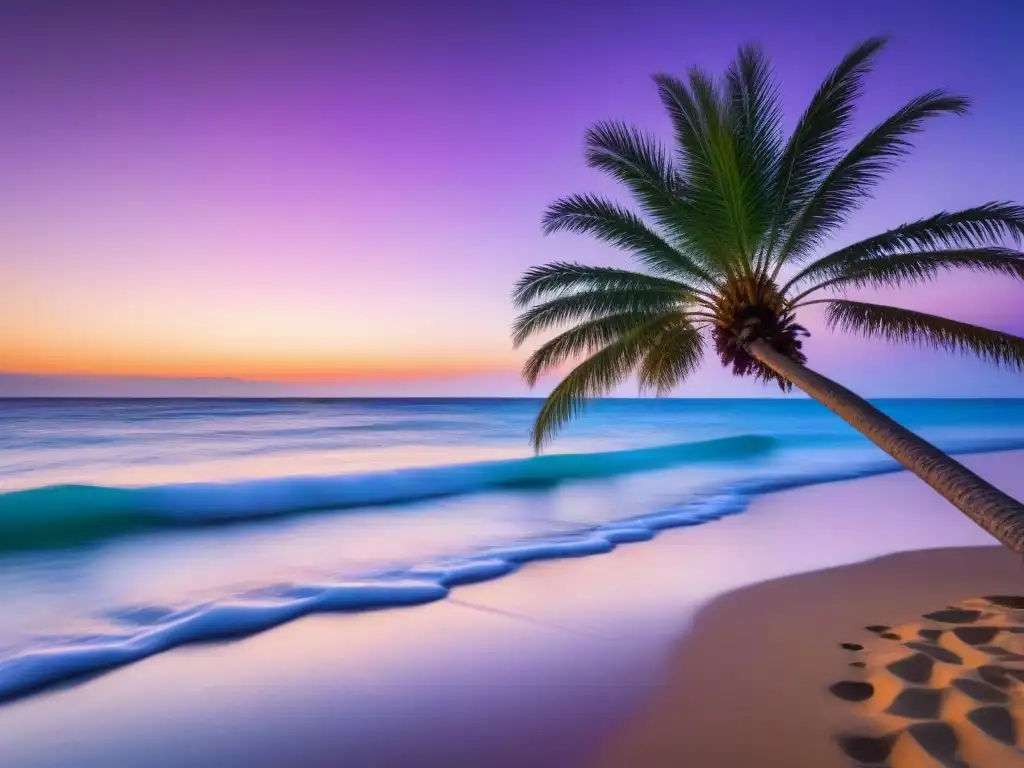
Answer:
[583, 121, 731, 276]
[826, 300, 1024, 370]
[530, 318, 668, 450]
[512, 288, 682, 347]
[778, 90, 970, 264]
[521, 311, 678, 386]
[765, 37, 887, 260]
[690, 68, 753, 260]
[542, 193, 713, 283]
[637, 320, 705, 394]
[789, 248, 1024, 301]
[726, 43, 783, 267]
[584, 122, 685, 230]
[512, 262, 697, 308]
[781, 202, 1024, 292]
[653, 70, 749, 271]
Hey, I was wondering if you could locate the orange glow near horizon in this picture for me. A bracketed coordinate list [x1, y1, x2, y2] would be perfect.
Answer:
[0, 277, 523, 382]
[0, 352, 520, 383]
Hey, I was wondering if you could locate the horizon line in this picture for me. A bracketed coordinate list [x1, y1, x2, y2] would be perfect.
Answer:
[4, 395, 1023, 401]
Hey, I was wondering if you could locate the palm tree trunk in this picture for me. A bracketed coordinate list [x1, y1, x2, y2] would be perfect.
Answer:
[746, 338, 1024, 555]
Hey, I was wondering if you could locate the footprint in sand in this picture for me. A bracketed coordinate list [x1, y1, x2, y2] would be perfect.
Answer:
[830, 595, 1024, 767]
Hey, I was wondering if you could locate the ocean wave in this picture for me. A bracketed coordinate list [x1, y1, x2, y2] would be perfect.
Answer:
[0, 436, 1022, 704]
[0, 434, 778, 550]
[0, 491, 749, 704]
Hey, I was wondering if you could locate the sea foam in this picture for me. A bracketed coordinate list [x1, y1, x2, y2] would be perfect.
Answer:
[0, 489, 755, 704]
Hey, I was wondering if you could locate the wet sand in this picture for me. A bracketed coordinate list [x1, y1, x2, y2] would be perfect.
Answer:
[0, 452, 1020, 767]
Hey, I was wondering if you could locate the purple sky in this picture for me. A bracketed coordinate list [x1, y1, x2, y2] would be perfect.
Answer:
[1, 0, 1022, 397]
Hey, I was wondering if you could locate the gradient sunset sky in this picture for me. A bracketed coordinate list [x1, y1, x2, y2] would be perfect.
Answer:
[2, 0, 1022, 397]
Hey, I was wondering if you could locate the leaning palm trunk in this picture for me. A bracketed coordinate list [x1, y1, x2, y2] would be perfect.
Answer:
[747, 339, 1024, 554]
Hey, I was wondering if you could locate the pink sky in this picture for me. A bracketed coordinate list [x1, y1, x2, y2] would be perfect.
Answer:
[1, 0, 1022, 397]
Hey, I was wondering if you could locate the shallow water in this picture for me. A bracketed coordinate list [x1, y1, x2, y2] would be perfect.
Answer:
[0, 397, 1022, 702]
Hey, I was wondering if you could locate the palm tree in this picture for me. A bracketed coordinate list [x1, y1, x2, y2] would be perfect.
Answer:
[512, 38, 1024, 554]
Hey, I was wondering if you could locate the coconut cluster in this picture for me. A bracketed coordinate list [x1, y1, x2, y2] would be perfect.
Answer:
[711, 277, 809, 390]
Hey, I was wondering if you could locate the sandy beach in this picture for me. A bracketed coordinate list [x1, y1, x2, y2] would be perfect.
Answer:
[0, 451, 1020, 767]
[596, 546, 1024, 767]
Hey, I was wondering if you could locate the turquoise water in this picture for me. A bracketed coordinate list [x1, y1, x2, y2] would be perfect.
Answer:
[0, 397, 1022, 702]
